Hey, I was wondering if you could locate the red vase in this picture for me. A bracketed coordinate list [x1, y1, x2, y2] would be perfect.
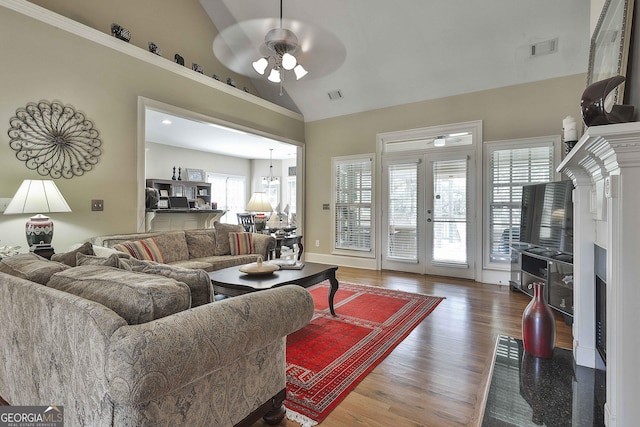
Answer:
[522, 282, 556, 358]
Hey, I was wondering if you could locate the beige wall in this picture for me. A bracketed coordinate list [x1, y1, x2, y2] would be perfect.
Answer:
[0, 5, 304, 251]
[304, 74, 586, 255]
[26, 0, 257, 94]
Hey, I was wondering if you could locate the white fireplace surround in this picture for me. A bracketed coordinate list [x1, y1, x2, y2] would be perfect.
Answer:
[558, 122, 640, 427]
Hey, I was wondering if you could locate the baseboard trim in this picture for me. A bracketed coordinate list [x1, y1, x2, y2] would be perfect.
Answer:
[304, 252, 377, 270]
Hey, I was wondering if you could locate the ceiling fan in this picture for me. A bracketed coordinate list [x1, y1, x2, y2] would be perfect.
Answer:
[212, 0, 345, 92]
[251, 0, 308, 84]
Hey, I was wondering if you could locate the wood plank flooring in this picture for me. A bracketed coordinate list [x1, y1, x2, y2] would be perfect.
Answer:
[252, 267, 573, 427]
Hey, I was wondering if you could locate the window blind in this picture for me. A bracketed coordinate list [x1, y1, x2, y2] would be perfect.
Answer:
[489, 146, 553, 262]
[334, 158, 372, 252]
[387, 162, 418, 261]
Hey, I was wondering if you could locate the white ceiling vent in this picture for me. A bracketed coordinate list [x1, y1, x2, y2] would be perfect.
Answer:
[531, 38, 558, 57]
[328, 89, 343, 100]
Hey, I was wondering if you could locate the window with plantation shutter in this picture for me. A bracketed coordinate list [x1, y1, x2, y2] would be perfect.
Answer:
[486, 138, 557, 266]
[332, 155, 374, 254]
[387, 162, 418, 262]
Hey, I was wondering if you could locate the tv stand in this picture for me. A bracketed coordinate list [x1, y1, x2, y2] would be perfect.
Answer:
[510, 245, 573, 324]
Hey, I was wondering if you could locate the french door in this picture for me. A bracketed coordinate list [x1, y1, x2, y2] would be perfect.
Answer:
[382, 149, 475, 279]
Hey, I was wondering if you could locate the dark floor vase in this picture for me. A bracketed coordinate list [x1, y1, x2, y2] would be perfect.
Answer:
[522, 282, 556, 358]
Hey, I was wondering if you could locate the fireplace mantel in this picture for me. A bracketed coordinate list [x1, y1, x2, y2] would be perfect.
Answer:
[558, 122, 640, 427]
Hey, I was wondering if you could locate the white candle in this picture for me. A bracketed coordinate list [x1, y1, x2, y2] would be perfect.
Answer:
[563, 116, 577, 141]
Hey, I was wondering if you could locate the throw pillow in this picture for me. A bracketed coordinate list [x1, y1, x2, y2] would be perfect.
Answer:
[92, 244, 131, 259]
[75, 253, 131, 270]
[229, 232, 254, 255]
[213, 221, 243, 255]
[112, 237, 164, 263]
[76, 252, 120, 268]
[51, 242, 95, 267]
[184, 231, 216, 259]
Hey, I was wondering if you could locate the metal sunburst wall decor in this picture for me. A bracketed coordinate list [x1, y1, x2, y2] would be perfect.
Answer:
[8, 100, 102, 179]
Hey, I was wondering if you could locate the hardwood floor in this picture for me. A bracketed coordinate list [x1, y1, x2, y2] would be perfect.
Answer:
[252, 267, 573, 427]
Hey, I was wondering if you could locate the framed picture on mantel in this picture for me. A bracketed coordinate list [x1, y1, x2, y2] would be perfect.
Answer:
[588, 0, 635, 104]
[186, 168, 205, 182]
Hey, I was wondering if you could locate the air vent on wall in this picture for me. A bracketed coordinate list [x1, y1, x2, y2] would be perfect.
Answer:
[327, 89, 343, 100]
[531, 38, 558, 57]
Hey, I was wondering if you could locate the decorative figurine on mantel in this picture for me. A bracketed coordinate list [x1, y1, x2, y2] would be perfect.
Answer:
[178, 167, 182, 181]
[172, 166, 176, 180]
[581, 75, 634, 127]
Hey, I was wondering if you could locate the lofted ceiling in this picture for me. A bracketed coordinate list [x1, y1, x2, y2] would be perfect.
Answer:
[201, 0, 591, 122]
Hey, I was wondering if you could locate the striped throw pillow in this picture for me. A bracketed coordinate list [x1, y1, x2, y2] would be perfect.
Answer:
[112, 237, 164, 262]
[228, 232, 253, 255]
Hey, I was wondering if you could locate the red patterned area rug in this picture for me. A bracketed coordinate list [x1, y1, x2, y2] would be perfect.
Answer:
[284, 282, 445, 426]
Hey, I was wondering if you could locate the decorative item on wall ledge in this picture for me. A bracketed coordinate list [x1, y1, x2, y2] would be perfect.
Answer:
[172, 166, 177, 180]
[177, 167, 182, 181]
[148, 42, 162, 56]
[581, 75, 635, 126]
[186, 168, 205, 182]
[227, 77, 237, 87]
[192, 63, 204, 74]
[8, 100, 102, 179]
[522, 282, 556, 359]
[110, 23, 131, 42]
[174, 54, 184, 66]
[212, 74, 221, 81]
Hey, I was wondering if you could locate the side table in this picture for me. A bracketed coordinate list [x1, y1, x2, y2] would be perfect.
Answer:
[271, 234, 303, 261]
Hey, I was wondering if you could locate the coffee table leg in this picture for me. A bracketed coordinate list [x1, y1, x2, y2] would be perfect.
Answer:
[328, 275, 339, 315]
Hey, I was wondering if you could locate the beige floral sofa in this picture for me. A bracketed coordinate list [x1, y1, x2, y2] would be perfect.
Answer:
[0, 252, 314, 426]
[91, 223, 275, 273]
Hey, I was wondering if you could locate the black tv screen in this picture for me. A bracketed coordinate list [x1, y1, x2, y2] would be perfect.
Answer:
[520, 180, 574, 254]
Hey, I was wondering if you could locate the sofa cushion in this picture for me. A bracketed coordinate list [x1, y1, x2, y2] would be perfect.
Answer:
[92, 244, 132, 259]
[46, 265, 191, 324]
[112, 237, 164, 263]
[193, 254, 261, 271]
[151, 231, 190, 263]
[0, 253, 69, 285]
[213, 222, 243, 255]
[50, 241, 95, 267]
[76, 253, 132, 270]
[184, 229, 217, 259]
[229, 232, 254, 255]
[125, 258, 212, 306]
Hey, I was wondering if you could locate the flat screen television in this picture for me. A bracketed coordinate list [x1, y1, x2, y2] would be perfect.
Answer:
[519, 180, 574, 254]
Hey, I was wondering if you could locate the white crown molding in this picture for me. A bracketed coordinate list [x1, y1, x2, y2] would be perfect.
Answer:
[0, 0, 303, 122]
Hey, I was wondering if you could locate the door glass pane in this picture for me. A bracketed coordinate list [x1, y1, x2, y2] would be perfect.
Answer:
[432, 159, 467, 264]
[387, 162, 418, 261]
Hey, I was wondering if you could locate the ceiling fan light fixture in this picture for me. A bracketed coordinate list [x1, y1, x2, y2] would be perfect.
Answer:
[281, 52, 297, 70]
[268, 68, 282, 83]
[293, 64, 308, 80]
[252, 57, 269, 75]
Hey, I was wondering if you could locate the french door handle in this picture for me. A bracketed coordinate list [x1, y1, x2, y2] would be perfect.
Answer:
[427, 218, 432, 222]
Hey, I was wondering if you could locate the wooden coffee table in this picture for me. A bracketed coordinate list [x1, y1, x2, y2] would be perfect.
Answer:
[209, 262, 339, 315]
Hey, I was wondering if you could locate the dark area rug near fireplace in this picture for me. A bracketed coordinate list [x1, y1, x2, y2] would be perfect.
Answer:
[481, 335, 606, 426]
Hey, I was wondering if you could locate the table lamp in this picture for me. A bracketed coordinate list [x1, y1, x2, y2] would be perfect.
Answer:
[4, 180, 72, 254]
[246, 192, 272, 232]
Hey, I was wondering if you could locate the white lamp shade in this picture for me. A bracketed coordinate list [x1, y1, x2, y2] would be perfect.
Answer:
[267, 68, 281, 83]
[4, 180, 72, 215]
[293, 64, 308, 80]
[252, 57, 269, 75]
[245, 192, 273, 213]
[281, 53, 297, 70]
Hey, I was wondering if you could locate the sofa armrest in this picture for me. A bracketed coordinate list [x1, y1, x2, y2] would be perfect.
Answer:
[107, 285, 314, 404]
[251, 233, 276, 259]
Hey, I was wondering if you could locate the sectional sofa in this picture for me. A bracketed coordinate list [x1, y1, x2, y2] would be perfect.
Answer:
[0, 249, 314, 426]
